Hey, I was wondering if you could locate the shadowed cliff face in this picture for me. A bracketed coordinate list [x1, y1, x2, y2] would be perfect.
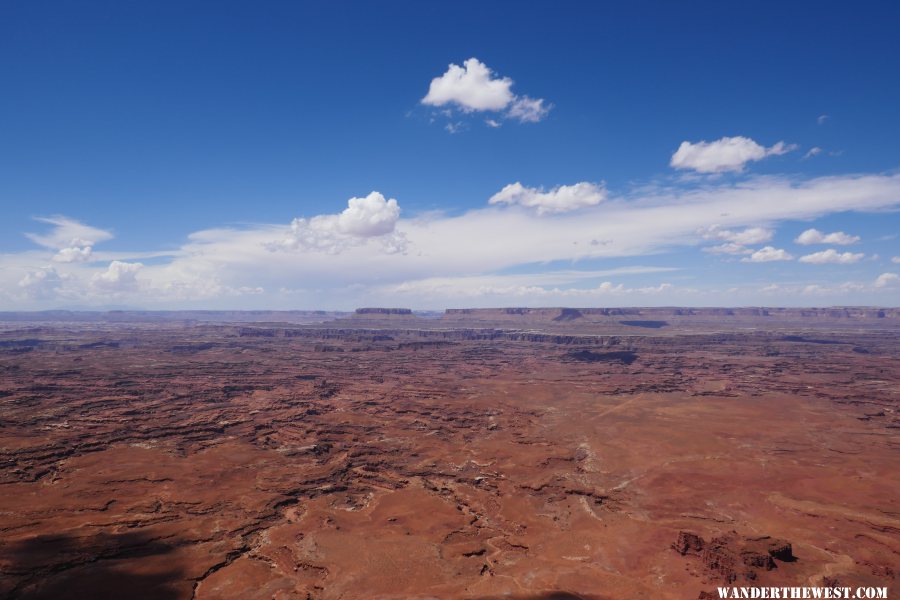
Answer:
[0, 315, 897, 599]
[1, 531, 186, 600]
[565, 349, 639, 365]
[619, 320, 668, 329]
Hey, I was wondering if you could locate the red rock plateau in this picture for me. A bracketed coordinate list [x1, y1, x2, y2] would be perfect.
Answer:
[0, 307, 897, 599]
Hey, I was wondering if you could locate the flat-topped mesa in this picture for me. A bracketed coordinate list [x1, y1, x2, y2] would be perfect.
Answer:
[354, 308, 413, 316]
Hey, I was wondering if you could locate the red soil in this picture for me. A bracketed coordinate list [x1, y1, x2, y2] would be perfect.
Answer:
[0, 308, 897, 599]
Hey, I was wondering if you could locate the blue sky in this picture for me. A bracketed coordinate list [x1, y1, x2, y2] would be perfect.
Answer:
[1, 1, 898, 309]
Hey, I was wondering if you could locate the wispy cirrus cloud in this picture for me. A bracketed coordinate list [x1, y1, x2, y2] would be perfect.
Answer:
[26, 216, 113, 264]
[386, 277, 676, 305]
[3, 172, 900, 309]
[25, 216, 113, 250]
[803, 147, 822, 160]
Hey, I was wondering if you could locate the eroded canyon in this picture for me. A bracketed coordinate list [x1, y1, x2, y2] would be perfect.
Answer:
[0, 308, 897, 599]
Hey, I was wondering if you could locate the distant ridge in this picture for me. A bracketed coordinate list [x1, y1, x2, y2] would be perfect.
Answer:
[0, 307, 896, 325]
[0, 310, 347, 323]
[441, 307, 896, 321]
[354, 308, 413, 315]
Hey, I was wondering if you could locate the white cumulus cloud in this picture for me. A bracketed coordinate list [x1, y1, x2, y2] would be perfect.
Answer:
[741, 246, 794, 263]
[278, 191, 403, 254]
[18, 267, 66, 299]
[670, 136, 797, 173]
[334, 192, 400, 236]
[703, 242, 753, 255]
[794, 228, 860, 245]
[698, 225, 774, 245]
[875, 272, 899, 288]
[798, 249, 865, 264]
[488, 182, 606, 215]
[423, 58, 513, 111]
[91, 261, 144, 291]
[422, 58, 550, 124]
[53, 245, 93, 263]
